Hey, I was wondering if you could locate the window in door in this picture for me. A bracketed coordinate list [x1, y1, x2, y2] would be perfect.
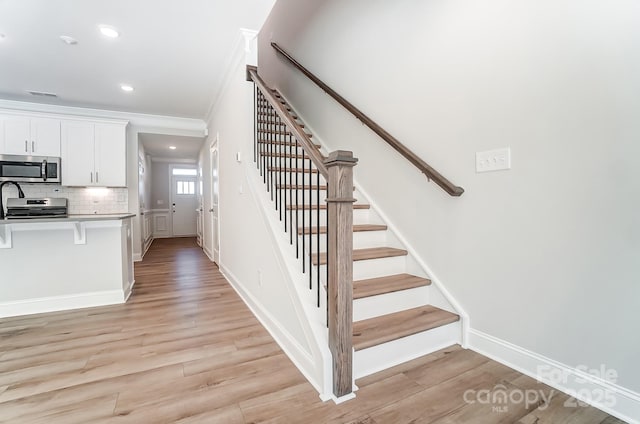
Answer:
[176, 180, 195, 195]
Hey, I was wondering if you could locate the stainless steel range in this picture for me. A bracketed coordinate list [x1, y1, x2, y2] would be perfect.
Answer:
[5, 198, 68, 219]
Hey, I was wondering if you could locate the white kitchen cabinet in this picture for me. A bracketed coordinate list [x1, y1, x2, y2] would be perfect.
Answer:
[61, 121, 95, 186]
[1, 116, 61, 157]
[95, 123, 126, 186]
[61, 120, 127, 187]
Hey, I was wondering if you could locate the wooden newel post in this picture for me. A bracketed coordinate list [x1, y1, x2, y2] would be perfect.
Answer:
[324, 150, 357, 398]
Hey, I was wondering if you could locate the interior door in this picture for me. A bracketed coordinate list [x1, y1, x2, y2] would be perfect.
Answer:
[171, 175, 198, 236]
[210, 141, 219, 263]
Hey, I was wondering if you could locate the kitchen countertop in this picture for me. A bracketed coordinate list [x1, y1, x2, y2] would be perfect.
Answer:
[0, 213, 136, 224]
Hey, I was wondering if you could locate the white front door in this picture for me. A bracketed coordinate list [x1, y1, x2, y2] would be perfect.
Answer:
[210, 141, 220, 263]
[171, 175, 197, 236]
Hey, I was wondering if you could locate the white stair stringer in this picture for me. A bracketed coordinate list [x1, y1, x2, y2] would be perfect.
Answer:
[242, 158, 337, 402]
[354, 321, 462, 379]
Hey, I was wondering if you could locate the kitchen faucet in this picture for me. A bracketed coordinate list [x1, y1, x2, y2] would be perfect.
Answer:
[0, 181, 26, 220]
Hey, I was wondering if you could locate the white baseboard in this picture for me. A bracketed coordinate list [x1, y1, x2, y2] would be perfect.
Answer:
[124, 279, 136, 301]
[219, 264, 324, 396]
[203, 246, 215, 263]
[0, 290, 126, 318]
[133, 253, 142, 262]
[142, 237, 154, 258]
[468, 329, 640, 424]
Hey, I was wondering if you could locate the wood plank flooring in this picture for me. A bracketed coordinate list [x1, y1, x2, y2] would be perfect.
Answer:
[0, 238, 625, 423]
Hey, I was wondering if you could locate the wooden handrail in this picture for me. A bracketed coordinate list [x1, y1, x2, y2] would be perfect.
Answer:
[247, 66, 329, 179]
[271, 42, 464, 197]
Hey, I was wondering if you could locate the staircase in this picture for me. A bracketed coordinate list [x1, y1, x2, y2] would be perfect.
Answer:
[248, 67, 463, 399]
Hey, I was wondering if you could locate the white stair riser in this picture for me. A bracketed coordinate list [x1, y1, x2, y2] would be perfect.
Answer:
[258, 156, 324, 168]
[311, 256, 407, 285]
[353, 321, 461, 379]
[352, 256, 407, 280]
[259, 172, 325, 186]
[353, 286, 431, 321]
[281, 191, 329, 206]
[304, 230, 388, 251]
[290, 209, 371, 224]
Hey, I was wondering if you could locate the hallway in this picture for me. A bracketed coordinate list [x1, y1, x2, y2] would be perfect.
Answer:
[0, 238, 623, 423]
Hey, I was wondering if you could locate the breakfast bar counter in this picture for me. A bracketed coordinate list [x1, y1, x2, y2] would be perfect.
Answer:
[0, 214, 135, 318]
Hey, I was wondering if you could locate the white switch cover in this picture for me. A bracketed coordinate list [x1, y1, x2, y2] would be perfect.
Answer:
[476, 147, 511, 173]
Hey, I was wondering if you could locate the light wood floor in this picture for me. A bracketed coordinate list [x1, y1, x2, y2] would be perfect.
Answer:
[0, 238, 625, 423]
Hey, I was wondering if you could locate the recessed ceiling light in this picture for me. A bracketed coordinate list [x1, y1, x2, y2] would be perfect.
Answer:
[169, 146, 177, 150]
[99, 25, 119, 38]
[0, 34, 6, 41]
[59, 35, 78, 45]
[120, 84, 134, 92]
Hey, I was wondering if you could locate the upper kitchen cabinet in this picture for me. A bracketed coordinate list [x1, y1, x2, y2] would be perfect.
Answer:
[1, 115, 61, 157]
[61, 120, 128, 187]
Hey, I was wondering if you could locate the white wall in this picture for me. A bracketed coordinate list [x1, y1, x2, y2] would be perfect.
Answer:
[200, 34, 308, 344]
[151, 161, 171, 208]
[259, 0, 640, 399]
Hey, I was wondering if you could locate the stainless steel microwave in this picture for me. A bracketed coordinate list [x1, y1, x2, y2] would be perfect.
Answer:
[0, 154, 61, 183]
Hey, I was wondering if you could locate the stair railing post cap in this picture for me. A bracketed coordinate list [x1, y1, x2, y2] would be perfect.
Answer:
[324, 150, 358, 167]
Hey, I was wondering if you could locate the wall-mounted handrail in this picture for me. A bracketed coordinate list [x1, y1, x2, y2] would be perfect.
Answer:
[271, 42, 464, 197]
[247, 65, 329, 178]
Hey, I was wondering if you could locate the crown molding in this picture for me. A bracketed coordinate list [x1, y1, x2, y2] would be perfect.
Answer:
[0, 98, 206, 134]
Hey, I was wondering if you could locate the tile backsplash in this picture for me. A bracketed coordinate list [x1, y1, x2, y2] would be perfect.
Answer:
[1, 184, 128, 215]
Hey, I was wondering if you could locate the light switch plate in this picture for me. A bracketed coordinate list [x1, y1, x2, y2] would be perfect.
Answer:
[476, 147, 511, 172]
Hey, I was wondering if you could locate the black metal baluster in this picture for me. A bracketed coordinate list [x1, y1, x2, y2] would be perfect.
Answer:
[288, 133, 293, 244]
[301, 149, 306, 274]
[263, 98, 267, 184]
[295, 139, 300, 258]
[316, 165, 321, 307]
[271, 107, 275, 201]
[326, 184, 329, 323]
[280, 116, 284, 222]
[308, 155, 313, 291]
[253, 85, 257, 164]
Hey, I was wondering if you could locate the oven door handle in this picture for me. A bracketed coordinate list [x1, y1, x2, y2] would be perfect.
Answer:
[41, 160, 48, 182]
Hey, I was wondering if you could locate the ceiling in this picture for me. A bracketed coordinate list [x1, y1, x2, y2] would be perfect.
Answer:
[139, 133, 204, 162]
[0, 0, 275, 119]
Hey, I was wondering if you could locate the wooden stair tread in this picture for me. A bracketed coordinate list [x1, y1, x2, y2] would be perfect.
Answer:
[260, 152, 309, 159]
[277, 184, 327, 190]
[353, 306, 459, 351]
[257, 120, 304, 128]
[298, 224, 387, 235]
[313, 247, 407, 266]
[269, 167, 318, 174]
[276, 185, 355, 191]
[258, 129, 313, 137]
[286, 204, 370, 211]
[258, 112, 298, 119]
[258, 106, 292, 112]
[353, 273, 431, 299]
[258, 140, 321, 148]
